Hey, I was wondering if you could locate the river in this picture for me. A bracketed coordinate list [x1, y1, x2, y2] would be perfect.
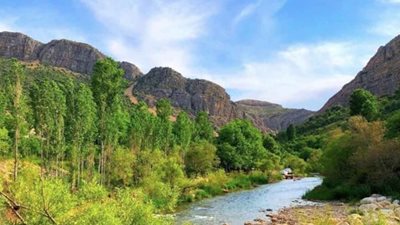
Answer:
[175, 177, 322, 225]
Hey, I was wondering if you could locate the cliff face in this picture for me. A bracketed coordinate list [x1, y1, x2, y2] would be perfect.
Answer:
[321, 35, 400, 111]
[236, 100, 314, 131]
[133, 67, 243, 127]
[0, 32, 42, 61]
[0, 31, 143, 80]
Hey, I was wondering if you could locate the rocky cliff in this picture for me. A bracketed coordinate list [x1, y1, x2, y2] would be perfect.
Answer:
[321, 35, 400, 111]
[236, 100, 314, 131]
[0, 31, 143, 81]
[133, 67, 245, 127]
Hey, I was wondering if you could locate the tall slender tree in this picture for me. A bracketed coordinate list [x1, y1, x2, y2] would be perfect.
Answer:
[193, 111, 214, 142]
[31, 79, 66, 176]
[0, 59, 28, 181]
[155, 99, 173, 151]
[173, 111, 193, 151]
[66, 83, 97, 189]
[91, 58, 125, 184]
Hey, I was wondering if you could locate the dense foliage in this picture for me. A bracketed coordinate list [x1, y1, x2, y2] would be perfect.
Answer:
[0, 58, 300, 224]
[296, 88, 400, 200]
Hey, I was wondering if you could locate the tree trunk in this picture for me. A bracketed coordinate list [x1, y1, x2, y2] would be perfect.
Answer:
[13, 68, 22, 182]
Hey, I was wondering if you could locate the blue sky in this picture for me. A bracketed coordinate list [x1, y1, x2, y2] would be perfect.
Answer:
[1, 0, 400, 110]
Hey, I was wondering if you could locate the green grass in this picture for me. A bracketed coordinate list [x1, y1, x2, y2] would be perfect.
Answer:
[179, 170, 273, 204]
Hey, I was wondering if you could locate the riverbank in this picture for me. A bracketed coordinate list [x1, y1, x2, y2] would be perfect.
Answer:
[245, 194, 400, 225]
[178, 170, 283, 206]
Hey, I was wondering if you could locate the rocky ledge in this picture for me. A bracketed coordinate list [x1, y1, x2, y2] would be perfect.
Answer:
[244, 194, 400, 225]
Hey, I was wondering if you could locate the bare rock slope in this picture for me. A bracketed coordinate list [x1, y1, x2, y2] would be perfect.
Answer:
[236, 100, 314, 131]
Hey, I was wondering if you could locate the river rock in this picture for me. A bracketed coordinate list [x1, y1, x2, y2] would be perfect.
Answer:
[359, 203, 379, 213]
[376, 196, 387, 202]
[393, 200, 399, 206]
[378, 200, 392, 209]
[360, 197, 377, 204]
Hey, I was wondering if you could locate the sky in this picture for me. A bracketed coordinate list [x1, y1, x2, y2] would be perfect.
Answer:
[1, 0, 400, 110]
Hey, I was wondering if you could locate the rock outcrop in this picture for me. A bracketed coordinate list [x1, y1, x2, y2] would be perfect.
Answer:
[321, 34, 400, 111]
[133, 67, 244, 127]
[0, 31, 142, 80]
[119, 61, 143, 81]
[0, 32, 42, 61]
[236, 100, 314, 131]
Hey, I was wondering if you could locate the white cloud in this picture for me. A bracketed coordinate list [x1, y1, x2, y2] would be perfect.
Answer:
[369, 2, 400, 38]
[80, 0, 218, 75]
[205, 42, 374, 110]
[379, 0, 400, 4]
[233, 1, 262, 25]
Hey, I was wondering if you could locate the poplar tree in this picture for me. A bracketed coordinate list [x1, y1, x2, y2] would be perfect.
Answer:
[173, 111, 193, 151]
[193, 112, 214, 142]
[67, 83, 97, 189]
[0, 59, 28, 181]
[31, 79, 66, 175]
[91, 58, 125, 184]
[155, 99, 173, 152]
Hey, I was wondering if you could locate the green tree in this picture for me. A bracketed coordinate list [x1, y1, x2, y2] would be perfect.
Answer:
[286, 124, 296, 141]
[385, 110, 400, 138]
[263, 134, 280, 154]
[109, 147, 135, 186]
[185, 141, 219, 176]
[31, 79, 67, 175]
[193, 112, 214, 142]
[173, 111, 193, 151]
[91, 58, 126, 184]
[217, 119, 267, 171]
[350, 88, 379, 121]
[155, 99, 173, 151]
[0, 59, 28, 181]
[128, 102, 156, 151]
[66, 83, 97, 189]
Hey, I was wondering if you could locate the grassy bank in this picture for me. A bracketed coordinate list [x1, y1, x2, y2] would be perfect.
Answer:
[179, 170, 282, 205]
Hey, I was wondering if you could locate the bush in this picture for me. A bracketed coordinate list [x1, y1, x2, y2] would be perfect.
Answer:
[185, 141, 219, 177]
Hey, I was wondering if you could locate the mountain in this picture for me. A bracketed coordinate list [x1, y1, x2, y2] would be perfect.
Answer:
[0, 31, 312, 132]
[133, 67, 247, 127]
[321, 35, 400, 111]
[236, 100, 314, 131]
[0, 31, 143, 81]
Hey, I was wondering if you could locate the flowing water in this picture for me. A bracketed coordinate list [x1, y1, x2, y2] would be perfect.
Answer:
[175, 177, 322, 225]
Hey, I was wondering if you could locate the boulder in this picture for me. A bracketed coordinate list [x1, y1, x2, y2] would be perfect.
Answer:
[360, 197, 377, 205]
[359, 203, 379, 213]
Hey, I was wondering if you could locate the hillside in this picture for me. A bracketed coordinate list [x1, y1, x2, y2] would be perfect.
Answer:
[236, 100, 314, 131]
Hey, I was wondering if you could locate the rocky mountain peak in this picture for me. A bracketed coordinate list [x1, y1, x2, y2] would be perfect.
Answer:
[119, 61, 143, 81]
[320, 34, 400, 111]
[0, 31, 142, 81]
[236, 99, 283, 108]
[38, 39, 105, 74]
[0, 31, 43, 61]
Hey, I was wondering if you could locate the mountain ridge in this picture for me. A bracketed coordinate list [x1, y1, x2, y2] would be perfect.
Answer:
[0, 31, 314, 132]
